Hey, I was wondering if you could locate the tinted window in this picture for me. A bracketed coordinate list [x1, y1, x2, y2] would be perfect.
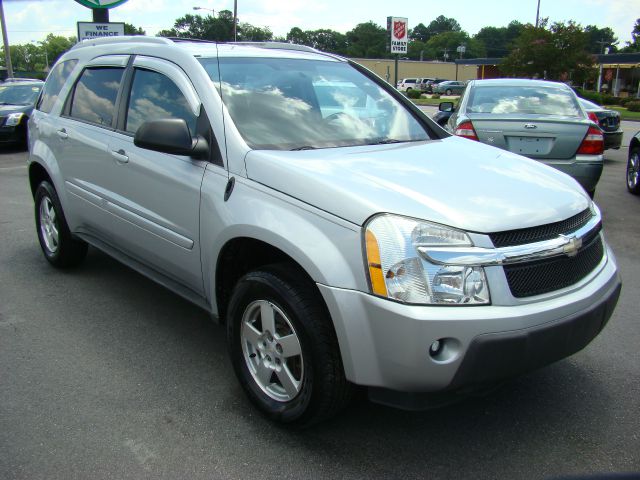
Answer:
[36, 59, 78, 113]
[467, 85, 581, 116]
[125, 68, 197, 136]
[70, 67, 124, 126]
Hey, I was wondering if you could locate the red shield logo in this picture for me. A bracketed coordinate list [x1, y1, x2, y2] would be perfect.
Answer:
[393, 21, 406, 40]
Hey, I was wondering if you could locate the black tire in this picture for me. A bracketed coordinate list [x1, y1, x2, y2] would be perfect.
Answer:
[227, 264, 353, 427]
[34, 180, 88, 268]
[627, 146, 640, 195]
[446, 89, 452, 96]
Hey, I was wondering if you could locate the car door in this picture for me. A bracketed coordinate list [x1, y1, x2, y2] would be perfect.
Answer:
[55, 55, 129, 237]
[100, 56, 208, 294]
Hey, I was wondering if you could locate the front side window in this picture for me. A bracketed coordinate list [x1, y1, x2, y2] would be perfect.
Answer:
[37, 59, 78, 113]
[69, 67, 124, 126]
[199, 57, 430, 150]
[467, 85, 582, 116]
[125, 68, 197, 136]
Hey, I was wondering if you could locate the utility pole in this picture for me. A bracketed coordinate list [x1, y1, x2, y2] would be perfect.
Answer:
[596, 40, 608, 92]
[535, 0, 541, 28]
[0, 0, 13, 79]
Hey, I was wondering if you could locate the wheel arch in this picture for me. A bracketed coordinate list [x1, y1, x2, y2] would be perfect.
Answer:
[630, 135, 640, 153]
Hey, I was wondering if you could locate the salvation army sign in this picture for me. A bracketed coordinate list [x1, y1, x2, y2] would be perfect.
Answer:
[74, 0, 129, 8]
[387, 17, 408, 55]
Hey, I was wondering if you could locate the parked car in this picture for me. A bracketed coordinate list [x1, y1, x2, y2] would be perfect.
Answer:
[578, 98, 623, 150]
[432, 80, 466, 95]
[627, 131, 640, 194]
[0, 80, 44, 146]
[28, 38, 620, 426]
[396, 77, 430, 92]
[425, 78, 448, 93]
[444, 79, 604, 197]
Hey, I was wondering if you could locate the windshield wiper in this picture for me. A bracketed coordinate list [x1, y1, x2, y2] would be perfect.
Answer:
[365, 138, 404, 145]
[290, 145, 316, 151]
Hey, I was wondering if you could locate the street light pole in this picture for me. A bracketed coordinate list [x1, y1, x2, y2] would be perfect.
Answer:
[0, 0, 13, 79]
[535, 0, 541, 28]
[596, 40, 608, 92]
[233, 0, 237, 42]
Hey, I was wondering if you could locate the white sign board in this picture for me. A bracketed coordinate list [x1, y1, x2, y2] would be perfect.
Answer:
[388, 17, 408, 55]
[77, 22, 125, 42]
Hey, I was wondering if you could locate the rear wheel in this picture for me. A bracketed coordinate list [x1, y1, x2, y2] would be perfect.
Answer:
[446, 89, 452, 96]
[227, 265, 353, 427]
[34, 181, 88, 268]
[627, 146, 640, 195]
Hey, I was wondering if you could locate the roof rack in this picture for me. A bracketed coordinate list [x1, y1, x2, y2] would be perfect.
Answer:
[71, 35, 173, 50]
[166, 37, 218, 44]
[229, 42, 320, 53]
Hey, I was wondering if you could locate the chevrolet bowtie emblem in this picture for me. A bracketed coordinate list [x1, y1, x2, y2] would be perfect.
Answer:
[560, 235, 582, 257]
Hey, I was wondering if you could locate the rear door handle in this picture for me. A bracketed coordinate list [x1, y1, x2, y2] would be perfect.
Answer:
[110, 149, 129, 164]
[56, 128, 68, 139]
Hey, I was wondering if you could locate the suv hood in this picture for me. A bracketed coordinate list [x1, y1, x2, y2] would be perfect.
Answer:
[244, 136, 590, 233]
[0, 104, 33, 115]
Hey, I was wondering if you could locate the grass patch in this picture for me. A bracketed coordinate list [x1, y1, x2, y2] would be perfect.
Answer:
[607, 106, 640, 121]
[411, 97, 453, 106]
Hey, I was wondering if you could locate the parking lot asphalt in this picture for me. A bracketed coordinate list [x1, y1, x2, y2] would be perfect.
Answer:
[1, 125, 639, 479]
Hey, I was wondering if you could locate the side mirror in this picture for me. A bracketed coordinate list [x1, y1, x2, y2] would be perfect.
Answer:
[134, 118, 209, 159]
[439, 102, 454, 113]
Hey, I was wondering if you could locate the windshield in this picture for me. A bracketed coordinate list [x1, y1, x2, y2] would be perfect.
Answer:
[199, 57, 430, 150]
[0, 84, 42, 105]
[467, 85, 581, 116]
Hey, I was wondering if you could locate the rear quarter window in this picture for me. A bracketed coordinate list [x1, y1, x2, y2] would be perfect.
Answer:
[36, 59, 78, 114]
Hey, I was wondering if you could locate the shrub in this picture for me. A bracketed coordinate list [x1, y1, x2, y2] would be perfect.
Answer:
[576, 89, 602, 105]
[627, 101, 640, 112]
[431, 93, 441, 99]
[620, 97, 636, 107]
[406, 89, 422, 99]
[601, 94, 621, 106]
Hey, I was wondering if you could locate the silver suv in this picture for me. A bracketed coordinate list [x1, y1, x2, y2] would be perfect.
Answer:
[28, 37, 621, 426]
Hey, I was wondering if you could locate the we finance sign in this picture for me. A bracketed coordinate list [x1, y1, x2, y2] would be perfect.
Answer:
[77, 22, 125, 41]
[387, 17, 408, 54]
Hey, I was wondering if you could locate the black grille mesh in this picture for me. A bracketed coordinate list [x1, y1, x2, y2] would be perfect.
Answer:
[504, 236, 604, 298]
[490, 209, 593, 247]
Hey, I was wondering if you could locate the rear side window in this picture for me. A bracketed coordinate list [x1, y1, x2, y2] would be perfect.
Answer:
[125, 68, 197, 136]
[36, 59, 78, 113]
[69, 67, 124, 127]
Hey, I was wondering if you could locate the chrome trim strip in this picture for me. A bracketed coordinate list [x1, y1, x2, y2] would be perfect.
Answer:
[418, 208, 601, 267]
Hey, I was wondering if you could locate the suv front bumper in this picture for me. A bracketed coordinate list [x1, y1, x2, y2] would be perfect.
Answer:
[318, 246, 620, 399]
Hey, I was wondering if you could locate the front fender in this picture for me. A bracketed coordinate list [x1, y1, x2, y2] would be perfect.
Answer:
[199, 168, 366, 315]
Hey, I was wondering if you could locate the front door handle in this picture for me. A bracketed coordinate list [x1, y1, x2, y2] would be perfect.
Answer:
[56, 128, 68, 139]
[110, 149, 129, 164]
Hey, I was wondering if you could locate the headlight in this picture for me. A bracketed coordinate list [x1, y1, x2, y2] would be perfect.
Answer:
[364, 214, 490, 305]
[4, 112, 24, 127]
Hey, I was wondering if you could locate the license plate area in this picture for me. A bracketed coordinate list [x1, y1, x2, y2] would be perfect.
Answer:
[506, 136, 553, 155]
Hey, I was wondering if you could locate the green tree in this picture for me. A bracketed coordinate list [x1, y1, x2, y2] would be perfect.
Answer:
[286, 27, 309, 45]
[42, 34, 75, 66]
[424, 15, 461, 41]
[124, 23, 146, 35]
[158, 10, 234, 40]
[345, 21, 387, 58]
[501, 20, 594, 82]
[410, 23, 430, 43]
[584, 25, 618, 54]
[474, 21, 524, 58]
[424, 31, 485, 60]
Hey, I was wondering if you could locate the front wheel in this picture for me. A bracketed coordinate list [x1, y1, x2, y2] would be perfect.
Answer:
[445, 89, 452, 96]
[227, 265, 353, 427]
[627, 146, 640, 195]
[34, 181, 88, 268]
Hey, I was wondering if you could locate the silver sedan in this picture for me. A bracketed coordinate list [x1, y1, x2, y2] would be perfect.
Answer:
[442, 79, 604, 196]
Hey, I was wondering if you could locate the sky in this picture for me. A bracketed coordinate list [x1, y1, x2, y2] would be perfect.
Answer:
[1, 0, 637, 48]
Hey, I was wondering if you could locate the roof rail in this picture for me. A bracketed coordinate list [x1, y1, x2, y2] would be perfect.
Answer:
[166, 37, 218, 44]
[230, 41, 321, 53]
[70, 35, 173, 51]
